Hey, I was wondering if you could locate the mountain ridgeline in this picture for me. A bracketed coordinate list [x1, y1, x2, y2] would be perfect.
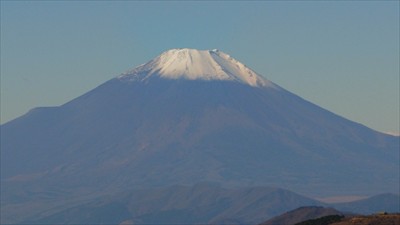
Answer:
[1, 48, 399, 224]
[21, 185, 322, 224]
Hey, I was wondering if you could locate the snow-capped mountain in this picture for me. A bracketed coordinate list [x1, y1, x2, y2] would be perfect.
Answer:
[119, 48, 275, 88]
[1, 48, 398, 223]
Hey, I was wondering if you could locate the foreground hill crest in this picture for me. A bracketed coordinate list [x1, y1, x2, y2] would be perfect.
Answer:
[118, 48, 278, 88]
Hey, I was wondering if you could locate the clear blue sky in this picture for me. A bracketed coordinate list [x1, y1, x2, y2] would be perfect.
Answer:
[1, 1, 399, 134]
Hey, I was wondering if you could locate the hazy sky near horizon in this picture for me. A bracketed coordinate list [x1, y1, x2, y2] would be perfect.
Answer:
[1, 1, 399, 134]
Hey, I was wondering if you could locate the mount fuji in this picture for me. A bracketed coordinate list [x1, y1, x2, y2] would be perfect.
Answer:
[1, 48, 399, 222]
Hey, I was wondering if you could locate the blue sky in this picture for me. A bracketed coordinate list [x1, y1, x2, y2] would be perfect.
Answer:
[1, 1, 399, 134]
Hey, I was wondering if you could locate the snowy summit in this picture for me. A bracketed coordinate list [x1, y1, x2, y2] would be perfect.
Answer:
[119, 48, 276, 88]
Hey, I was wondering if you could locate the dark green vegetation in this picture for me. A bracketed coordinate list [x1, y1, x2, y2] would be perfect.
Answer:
[295, 215, 344, 225]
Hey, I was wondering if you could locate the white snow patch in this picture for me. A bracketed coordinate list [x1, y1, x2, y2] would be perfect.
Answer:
[118, 48, 278, 88]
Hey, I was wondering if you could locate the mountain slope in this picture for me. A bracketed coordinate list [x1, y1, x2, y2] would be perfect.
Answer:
[1, 48, 399, 223]
[2, 71, 397, 195]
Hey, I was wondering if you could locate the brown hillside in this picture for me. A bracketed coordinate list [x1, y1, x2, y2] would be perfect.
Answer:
[261, 206, 342, 225]
[331, 214, 400, 225]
